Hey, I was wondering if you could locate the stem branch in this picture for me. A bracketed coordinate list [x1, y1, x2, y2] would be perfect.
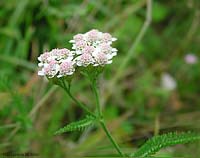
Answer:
[61, 80, 95, 117]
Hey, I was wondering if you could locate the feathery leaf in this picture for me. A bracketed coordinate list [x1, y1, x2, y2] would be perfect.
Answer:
[54, 115, 96, 135]
[131, 131, 200, 157]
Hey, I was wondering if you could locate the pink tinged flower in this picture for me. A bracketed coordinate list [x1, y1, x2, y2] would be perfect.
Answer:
[75, 40, 87, 50]
[57, 48, 73, 60]
[43, 65, 56, 78]
[38, 52, 51, 62]
[99, 43, 117, 59]
[49, 59, 57, 65]
[185, 54, 198, 64]
[46, 59, 59, 77]
[51, 48, 59, 55]
[94, 52, 112, 66]
[38, 59, 59, 78]
[74, 34, 84, 42]
[58, 61, 75, 78]
[101, 33, 117, 43]
[58, 48, 71, 56]
[51, 48, 70, 57]
[76, 53, 94, 67]
[100, 43, 112, 54]
[82, 46, 95, 54]
[87, 29, 100, 42]
[44, 66, 58, 78]
[69, 34, 84, 43]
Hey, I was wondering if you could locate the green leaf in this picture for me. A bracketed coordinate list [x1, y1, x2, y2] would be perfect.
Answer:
[131, 131, 200, 157]
[54, 115, 96, 135]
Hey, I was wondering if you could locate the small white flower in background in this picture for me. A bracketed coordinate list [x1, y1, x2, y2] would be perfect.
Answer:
[184, 53, 198, 64]
[38, 48, 75, 78]
[71, 29, 117, 67]
[161, 73, 177, 91]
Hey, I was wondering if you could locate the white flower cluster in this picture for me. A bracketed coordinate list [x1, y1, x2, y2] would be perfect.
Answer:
[70, 29, 117, 67]
[38, 48, 75, 78]
[38, 29, 117, 78]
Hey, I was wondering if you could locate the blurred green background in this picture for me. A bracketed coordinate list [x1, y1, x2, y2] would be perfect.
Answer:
[0, 0, 200, 157]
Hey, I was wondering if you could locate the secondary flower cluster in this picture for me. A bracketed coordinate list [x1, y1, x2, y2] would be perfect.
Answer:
[38, 29, 117, 78]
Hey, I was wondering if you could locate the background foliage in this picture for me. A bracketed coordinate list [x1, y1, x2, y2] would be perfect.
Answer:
[0, 0, 200, 157]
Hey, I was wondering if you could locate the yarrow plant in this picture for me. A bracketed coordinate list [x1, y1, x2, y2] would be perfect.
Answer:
[37, 29, 200, 157]
[38, 29, 124, 156]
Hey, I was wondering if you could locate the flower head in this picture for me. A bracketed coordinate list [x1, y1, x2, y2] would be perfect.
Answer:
[93, 52, 112, 66]
[58, 60, 75, 78]
[38, 48, 75, 78]
[102, 33, 117, 43]
[38, 51, 51, 63]
[82, 46, 95, 54]
[86, 29, 100, 42]
[76, 53, 94, 67]
[71, 29, 117, 67]
[73, 34, 84, 42]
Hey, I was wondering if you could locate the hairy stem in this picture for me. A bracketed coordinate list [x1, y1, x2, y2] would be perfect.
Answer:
[100, 120, 125, 157]
[91, 79, 102, 117]
[91, 79, 124, 157]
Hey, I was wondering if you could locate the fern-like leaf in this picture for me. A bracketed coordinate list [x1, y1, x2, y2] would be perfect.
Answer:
[54, 115, 96, 135]
[131, 131, 200, 157]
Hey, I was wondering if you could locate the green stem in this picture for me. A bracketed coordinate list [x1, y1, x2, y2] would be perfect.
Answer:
[61, 80, 95, 117]
[100, 120, 124, 157]
[91, 79, 102, 117]
[91, 79, 124, 157]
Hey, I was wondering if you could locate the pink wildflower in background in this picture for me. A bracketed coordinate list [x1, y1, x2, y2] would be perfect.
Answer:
[184, 54, 198, 64]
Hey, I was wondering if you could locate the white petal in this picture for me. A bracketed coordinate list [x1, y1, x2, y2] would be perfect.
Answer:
[112, 48, 118, 52]
[38, 56, 42, 61]
[66, 56, 74, 61]
[57, 74, 63, 78]
[76, 61, 82, 66]
[38, 71, 45, 76]
[66, 72, 74, 75]
[48, 75, 54, 78]
[106, 54, 113, 59]
[112, 38, 117, 41]
[38, 63, 43, 67]
[43, 63, 49, 68]
[107, 60, 112, 64]
[69, 40, 75, 43]
[76, 50, 82, 55]
[92, 51, 98, 57]
[111, 52, 117, 56]
[93, 63, 99, 66]
[55, 65, 60, 73]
